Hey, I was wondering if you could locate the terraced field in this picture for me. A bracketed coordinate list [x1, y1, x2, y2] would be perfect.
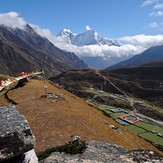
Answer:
[95, 103, 163, 147]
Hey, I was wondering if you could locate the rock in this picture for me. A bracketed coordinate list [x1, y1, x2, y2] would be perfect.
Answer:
[0, 105, 35, 161]
[23, 149, 38, 163]
[40, 141, 163, 163]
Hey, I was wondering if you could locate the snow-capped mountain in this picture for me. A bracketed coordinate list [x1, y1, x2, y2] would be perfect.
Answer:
[57, 28, 120, 46]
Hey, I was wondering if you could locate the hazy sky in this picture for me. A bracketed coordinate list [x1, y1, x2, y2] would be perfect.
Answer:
[0, 0, 163, 38]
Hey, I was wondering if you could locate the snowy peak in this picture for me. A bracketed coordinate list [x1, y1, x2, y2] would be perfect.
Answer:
[57, 28, 74, 37]
[71, 29, 99, 46]
[57, 27, 121, 46]
[57, 28, 75, 44]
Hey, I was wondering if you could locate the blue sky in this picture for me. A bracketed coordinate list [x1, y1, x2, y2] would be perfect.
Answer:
[0, 0, 163, 38]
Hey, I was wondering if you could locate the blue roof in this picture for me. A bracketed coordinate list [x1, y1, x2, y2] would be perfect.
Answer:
[120, 121, 126, 125]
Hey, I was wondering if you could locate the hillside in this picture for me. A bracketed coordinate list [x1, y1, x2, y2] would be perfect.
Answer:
[0, 25, 87, 76]
[52, 68, 163, 108]
[0, 78, 160, 154]
[141, 61, 163, 67]
[108, 44, 163, 69]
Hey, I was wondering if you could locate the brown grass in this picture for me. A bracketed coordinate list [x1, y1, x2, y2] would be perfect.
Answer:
[0, 79, 161, 153]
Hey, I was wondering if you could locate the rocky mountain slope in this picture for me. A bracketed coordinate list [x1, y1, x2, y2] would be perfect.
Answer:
[0, 77, 160, 154]
[41, 141, 163, 163]
[108, 44, 163, 69]
[0, 25, 88, 76]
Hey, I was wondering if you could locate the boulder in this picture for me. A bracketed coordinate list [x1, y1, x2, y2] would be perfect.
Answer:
[0, 105, 35, 161]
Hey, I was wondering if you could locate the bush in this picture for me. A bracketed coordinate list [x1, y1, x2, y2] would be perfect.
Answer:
[37, 139, 87, 161]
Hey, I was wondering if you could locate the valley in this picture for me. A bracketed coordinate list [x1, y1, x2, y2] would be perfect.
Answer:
[1, 2, 163, 162]
[0, 76, 161, 154]
[51, 68, 163, 151]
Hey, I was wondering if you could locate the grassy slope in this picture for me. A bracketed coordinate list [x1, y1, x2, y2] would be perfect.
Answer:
[0, 79, 161, 153]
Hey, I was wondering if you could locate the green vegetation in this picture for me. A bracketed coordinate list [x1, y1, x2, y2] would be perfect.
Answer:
[37, 139, 87, 161]
[136, 122, 163, 133]
[126, 125, 146, 133]
[96, 102, 163, 150]
[140, 133, 163, 146]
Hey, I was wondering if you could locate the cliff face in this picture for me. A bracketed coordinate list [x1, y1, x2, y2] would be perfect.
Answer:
[0, 105, 37, 162]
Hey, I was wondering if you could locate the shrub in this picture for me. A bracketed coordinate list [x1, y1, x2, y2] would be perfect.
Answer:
[37, 139, 87, 161]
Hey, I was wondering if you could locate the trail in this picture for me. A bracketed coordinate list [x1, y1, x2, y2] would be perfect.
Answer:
[95, 69, 130, 101]
[94, 69, 163, 127]
[135, 112, 163, 126]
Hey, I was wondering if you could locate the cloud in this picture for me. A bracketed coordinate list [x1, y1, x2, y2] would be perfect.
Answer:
[85, 25, 91, 30]
[0, 12, 27, 29]
[120, 34, 163, 48]
[0, 12, 162, 67]
[141, 0, 159, 7]
[32, 24, 163, 66]
[32, 25, 145, 60]
[55, 40, 144, 58]
[154, 3, 163, 9]
[146, 22, 160, 28]
[145, 22, 163, 30]
[150, 10, 163, 16]
[30, 24, 54, 40]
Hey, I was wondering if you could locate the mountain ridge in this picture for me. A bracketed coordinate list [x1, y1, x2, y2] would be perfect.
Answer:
[108, 44, 163, 69]
[0, 25, 88, 76]
[57, 28, 120, 46]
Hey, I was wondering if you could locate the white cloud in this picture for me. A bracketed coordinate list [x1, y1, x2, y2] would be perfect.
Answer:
[145, 22, 163, 30]
[32, 24, 163, 66]
[141, 0, 159, 7]
[0, 12, 27, 29]
[150, 10, 163, 16]
[0, 12, 161, 67]
[32, 25, 145, 61]
[146, 22, 160, 28]
[154, 3, 163, 9]
[30, 24, 54, 40]
[120, 34, 163, 48]
[0, 12, 162, 68]
[55, 40, 144, 58]
[85, 25, 91, 30]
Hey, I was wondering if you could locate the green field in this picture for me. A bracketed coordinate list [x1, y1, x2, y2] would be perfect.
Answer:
[136, 122, 163, 134]
[126, 125, 146, 134]
[96, 103, 163, 148]
[140, 132, 163, 146]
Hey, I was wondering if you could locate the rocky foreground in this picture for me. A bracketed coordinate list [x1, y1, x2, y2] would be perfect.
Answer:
[0, 105, 38, 162]
[40, 141, 163, 163]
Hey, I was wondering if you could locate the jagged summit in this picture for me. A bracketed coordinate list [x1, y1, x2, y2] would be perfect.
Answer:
[57, 28, 75, 44]
[57, 28, 74, 35]
[57, 26, 121, 46]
